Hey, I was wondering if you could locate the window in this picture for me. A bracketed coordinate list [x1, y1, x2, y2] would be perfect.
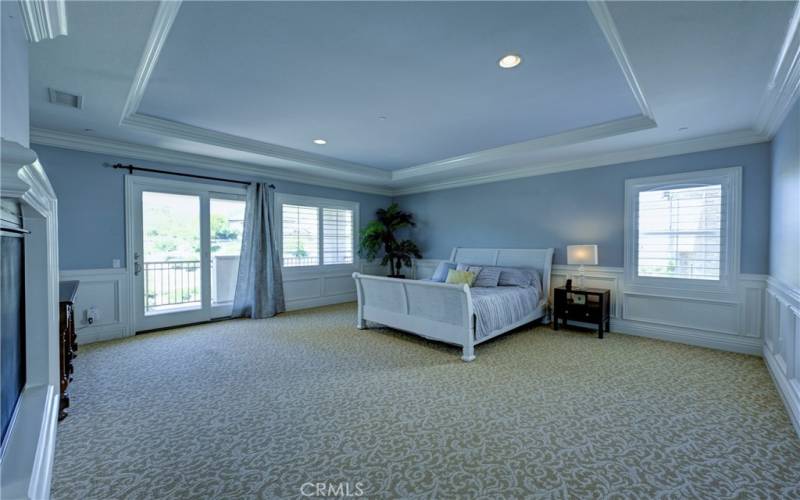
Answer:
[625, 167, 741, 291]
[638, 184, 722, 280]
[322, 208, 354, 265]
[277, 194, 358, 269]
[282, 204, 320, 267]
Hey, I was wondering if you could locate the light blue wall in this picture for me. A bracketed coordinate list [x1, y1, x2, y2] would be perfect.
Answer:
[34, 145, 391, 270]
[770, 100, 800, 288]
[394, 143, 772, 273]
[1, 3, 29, 147]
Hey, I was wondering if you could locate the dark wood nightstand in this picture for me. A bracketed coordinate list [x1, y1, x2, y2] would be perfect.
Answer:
[553, 287, 610, 338]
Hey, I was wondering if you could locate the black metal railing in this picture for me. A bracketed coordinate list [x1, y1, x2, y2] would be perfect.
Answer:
[144, 260, 201, 309]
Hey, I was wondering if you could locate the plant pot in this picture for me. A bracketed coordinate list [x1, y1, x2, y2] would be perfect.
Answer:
[387, 274, 406, 279]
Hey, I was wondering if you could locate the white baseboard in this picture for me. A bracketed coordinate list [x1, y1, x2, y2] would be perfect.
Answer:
[610, 318, 762, 355]
[286, 293, 356, 312]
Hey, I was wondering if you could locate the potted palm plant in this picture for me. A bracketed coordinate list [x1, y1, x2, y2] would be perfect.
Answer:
[359, 203, 422, 278]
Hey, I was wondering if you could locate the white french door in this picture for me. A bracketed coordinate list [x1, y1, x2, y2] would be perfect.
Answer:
[126, 176, 246, 332]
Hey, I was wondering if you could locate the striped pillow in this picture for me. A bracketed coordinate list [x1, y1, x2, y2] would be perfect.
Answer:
[473, 266, 502, 287]
[498, 267, 533, 287]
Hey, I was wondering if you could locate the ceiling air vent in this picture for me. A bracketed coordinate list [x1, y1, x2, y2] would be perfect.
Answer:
[48, 88, 83, 109]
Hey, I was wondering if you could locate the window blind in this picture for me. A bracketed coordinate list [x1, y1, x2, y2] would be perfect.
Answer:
[637, 184, 723, 280]
[322, 208, 354, 265]
[282, 204, 319, 267]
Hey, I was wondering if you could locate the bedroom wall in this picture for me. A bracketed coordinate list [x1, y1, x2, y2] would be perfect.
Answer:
[763, 98, 800, 436]
[35, 145, 390, 270]
[1, 2, 29, 147]
[394, 143, 771, 273]
[398, 142, 772, 357]
[35, 144, 391, 342]
[768, 100, 800, 290]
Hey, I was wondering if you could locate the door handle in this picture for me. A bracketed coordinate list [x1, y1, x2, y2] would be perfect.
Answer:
[134, 252, 141, 276]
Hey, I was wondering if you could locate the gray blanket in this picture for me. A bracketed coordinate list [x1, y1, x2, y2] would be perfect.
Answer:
[471, 286, 542, 340]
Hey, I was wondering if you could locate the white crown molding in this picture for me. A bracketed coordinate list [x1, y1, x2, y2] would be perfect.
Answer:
[30, 127, 769, 197]
[122, 113, 390, 181]
[392, 115, 656, 181]
[118, 0, 387, 181]
[115, 0, 660, 187]
[588, 0, 654, 120]
[28, 128, 393, 196]
[118, 0, 183, 123]
[392, 128, 768, 195]
[17, 0, 68, 43]
[756, 0, 800, 137]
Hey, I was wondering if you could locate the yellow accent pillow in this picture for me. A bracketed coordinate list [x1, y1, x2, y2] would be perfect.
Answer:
[446, 269, 476, 286]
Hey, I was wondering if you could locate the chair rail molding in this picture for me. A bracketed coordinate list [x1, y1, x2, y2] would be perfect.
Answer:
[17, 0, 68, 43]
[764, 276, 800, 437]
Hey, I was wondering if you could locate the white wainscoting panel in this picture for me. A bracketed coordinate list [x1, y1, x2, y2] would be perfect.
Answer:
[414, 259, 765, 355]
[59, 268, 131, 344]
[62, 263, 386, 342]
[763, 276, 800, 437]
[284, 262, 385, 311]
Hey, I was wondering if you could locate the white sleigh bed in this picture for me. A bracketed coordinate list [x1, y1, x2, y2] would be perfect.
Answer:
[352, 247, 554, 362]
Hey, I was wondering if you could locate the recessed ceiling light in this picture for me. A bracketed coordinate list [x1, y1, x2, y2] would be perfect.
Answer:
[313, 139, 327, 145]
[498, 53, 522, 69]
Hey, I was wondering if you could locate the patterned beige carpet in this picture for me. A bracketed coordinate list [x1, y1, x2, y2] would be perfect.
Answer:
[52, 303, 800, 499]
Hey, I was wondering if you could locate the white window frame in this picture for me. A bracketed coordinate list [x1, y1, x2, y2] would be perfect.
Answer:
[275, 193, 359, 275]
[623, 166, 742, 297]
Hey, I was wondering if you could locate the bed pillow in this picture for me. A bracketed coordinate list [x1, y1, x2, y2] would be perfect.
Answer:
[528, 269, 543, 292]
[446, 269, 476, 286]
[431, 261, 457, 282]
[456, 263, 482, 274]
[472, 266, 502, 287]
[498, 267, 534, 287]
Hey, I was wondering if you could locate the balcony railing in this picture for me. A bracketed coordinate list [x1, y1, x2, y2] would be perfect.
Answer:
[144, 260, 201, 311]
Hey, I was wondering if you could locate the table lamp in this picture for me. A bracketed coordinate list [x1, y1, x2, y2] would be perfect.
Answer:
[567, 245, 598, 289]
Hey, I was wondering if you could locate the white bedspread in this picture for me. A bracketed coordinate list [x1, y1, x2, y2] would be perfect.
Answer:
[470, 285, 542, 340]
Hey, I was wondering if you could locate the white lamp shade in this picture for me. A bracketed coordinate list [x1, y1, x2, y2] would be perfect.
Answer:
[567, 245, 598, 265]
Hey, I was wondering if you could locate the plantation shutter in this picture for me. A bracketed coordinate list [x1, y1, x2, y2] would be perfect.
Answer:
[281, 204, 319, 267]
[637, 184, 724, 280]
[322, 208, 354, 265]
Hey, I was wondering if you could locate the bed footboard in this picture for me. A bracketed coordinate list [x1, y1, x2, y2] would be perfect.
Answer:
[352, 273, 476, 361]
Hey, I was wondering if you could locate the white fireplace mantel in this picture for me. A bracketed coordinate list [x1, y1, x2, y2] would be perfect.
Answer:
[0, 139, 61, 500]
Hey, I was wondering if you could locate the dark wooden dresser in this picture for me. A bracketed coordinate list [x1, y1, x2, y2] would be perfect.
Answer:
[59, 280, 79, 420]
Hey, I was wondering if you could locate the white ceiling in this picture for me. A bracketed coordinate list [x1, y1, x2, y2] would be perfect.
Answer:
[27, 1, 800, 195]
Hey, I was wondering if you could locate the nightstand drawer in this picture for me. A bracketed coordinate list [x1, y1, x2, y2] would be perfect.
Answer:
[563, 305, 603, 322]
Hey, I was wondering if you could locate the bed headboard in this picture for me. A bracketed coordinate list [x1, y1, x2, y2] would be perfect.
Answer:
[449, 247, 555, 297]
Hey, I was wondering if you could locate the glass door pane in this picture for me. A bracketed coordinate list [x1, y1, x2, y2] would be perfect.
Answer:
[142, 191, 202, 315]
[210, 196, 246, 309]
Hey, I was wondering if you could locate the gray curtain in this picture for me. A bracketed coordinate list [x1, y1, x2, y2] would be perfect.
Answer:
[231, 183, 285, 318]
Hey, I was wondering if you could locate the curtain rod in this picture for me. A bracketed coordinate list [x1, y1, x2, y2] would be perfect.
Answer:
[109, 163, 275, 189]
